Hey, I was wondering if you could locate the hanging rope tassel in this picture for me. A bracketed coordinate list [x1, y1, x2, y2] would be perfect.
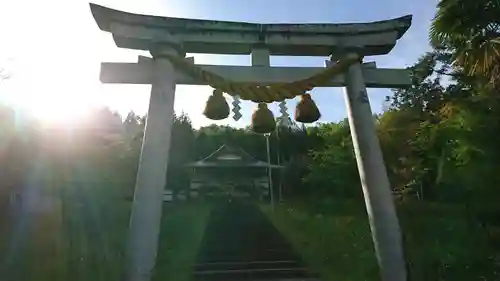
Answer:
[251, 103, 276, 134]
[294, 93, 321, 123]
[203, 89, 230, 120]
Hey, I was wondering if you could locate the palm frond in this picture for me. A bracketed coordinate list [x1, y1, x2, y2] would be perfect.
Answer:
[430, 0, 500, 82]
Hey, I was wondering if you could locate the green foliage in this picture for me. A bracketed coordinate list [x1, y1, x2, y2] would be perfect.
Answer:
[264, 201, 498, 281]
[430, 0, 500, 84]
[304, 121, 361, 199]
[262, 202, 378, 281]
[167, 113, 196, 199]
[3, 2, 500, 278]
[0, 106, 214, 281]
[153, 202, 212, 281]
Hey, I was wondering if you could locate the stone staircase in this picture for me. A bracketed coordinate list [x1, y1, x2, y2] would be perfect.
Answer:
[192, 201, 318, 281]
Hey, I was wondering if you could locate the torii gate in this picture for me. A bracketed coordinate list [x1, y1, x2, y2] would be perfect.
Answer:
[89, 4, 412, 281]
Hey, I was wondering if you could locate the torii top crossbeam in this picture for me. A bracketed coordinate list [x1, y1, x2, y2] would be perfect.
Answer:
[90, 3, 411, 57]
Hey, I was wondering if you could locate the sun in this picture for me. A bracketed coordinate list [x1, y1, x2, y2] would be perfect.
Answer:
[16, 92, 91, 125]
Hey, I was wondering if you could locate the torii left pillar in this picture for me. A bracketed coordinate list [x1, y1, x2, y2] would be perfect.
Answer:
[124, 46, 181, 281]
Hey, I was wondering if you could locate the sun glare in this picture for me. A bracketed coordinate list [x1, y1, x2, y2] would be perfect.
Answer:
[16, 93, 91, 125]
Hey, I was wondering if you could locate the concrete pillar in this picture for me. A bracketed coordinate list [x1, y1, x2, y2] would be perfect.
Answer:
[124, 47, 179, 281]
[343, 57, 407, 281]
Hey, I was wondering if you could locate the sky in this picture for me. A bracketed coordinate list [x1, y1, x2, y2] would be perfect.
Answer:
[0, 0, 436, 128]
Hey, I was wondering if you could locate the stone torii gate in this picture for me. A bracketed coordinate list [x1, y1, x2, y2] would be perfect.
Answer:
[89, 3, 412, 281]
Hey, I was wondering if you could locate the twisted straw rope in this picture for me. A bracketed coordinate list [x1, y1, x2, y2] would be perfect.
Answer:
[162, 53, 362, 103]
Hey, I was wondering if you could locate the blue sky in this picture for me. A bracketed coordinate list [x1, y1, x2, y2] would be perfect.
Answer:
[0, 0, 436, 128]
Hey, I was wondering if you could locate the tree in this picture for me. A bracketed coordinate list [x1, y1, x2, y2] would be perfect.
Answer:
[430, 0, 500, 85]
[304, 121, 360, 199]
[167, 113, 196, 200]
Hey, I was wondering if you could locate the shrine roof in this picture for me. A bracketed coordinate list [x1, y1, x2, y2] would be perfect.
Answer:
[185, 144, 283, 169]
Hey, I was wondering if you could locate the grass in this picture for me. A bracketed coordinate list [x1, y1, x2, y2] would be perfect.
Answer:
[0, 178, 132, 281]
[262, 200, 378, 281]
[4, 168, 497, 281]
[153, 201, 212, 281]
[1, 173, 212, 281]
[262, 199, 500, 281]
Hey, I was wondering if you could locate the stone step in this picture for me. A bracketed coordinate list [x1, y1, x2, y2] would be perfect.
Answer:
[193, 202, 319, 280]
[193, 267, 311, 281]
[194, 260, 301, 272]
[197, 252, 300, 263]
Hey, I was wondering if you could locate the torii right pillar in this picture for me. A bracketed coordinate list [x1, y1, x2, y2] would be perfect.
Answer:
[343, 55, 407, 281]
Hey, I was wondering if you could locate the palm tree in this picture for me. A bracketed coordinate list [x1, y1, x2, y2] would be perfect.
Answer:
[429, 0, 500, 85]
